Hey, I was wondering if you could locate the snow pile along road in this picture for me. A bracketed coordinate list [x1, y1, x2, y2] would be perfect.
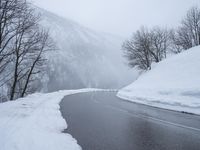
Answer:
[0, 89, 98, 150]
[118, 46, 200, 115]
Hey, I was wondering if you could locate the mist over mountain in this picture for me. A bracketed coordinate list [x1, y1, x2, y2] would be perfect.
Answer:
[37, 8, 138, 92]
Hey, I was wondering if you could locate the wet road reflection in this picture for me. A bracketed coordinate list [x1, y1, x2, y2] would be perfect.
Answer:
[60, 92, 200, 150]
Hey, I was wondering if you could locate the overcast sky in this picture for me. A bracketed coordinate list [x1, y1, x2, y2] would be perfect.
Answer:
[32, 0, 200, 37]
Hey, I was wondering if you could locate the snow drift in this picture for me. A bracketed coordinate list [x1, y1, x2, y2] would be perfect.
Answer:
[118, 46, 200, 115]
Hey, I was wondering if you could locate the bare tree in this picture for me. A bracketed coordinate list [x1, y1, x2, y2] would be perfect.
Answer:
[123, 27, 152, 70]
[9, 2, 38, 100]
[169, 6, 200, 54]
[170, 27, 193, 53]
[123, 27, 171, 70]
[0, 0, 27, 75]
[150, 27, 171, 62]
[20, 29, 53, 97]
[8, 2, 53, 100]
[176, 6, 200, 50]
[0, 0, 56, 101]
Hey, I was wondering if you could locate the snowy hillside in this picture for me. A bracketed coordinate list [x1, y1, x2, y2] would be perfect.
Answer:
[118, 46, 200, 115]
[37, 8, 137, 91]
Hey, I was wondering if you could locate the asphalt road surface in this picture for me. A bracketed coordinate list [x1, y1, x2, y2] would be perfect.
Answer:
[60, 91, 200, 150]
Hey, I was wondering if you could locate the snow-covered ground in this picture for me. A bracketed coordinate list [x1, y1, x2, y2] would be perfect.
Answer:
[0, 89, 101, 150]
[118, 46, 200, 115]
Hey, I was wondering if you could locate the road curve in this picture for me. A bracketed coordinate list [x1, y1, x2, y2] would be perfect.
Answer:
[60, 91, 200, 150]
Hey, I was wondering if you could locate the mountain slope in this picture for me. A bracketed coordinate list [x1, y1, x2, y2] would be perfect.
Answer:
[38, 8, 137, 91]
[118, 46, 200, 115]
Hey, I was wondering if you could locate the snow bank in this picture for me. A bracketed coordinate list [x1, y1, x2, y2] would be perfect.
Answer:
[118, 46, 200, 115]
[0, 89, 99, 150]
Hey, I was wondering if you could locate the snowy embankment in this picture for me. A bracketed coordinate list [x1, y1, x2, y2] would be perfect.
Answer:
[0, 89, 100, 150]
[118, 46, 200, 115]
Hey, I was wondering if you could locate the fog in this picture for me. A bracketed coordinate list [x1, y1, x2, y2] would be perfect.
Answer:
[33, 0, 200, 37]
[37, 8, 138, 91]
[30, 0, 200, 91]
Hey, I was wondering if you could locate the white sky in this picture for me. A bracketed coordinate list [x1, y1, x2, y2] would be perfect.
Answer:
[32, 0, 200, 37]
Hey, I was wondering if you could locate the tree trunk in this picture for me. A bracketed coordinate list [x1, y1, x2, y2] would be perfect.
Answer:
[10, 56, 19, 100]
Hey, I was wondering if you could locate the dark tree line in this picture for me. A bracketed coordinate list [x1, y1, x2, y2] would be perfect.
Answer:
[123, 6, 200, 70]
[0, 0, 54, 100]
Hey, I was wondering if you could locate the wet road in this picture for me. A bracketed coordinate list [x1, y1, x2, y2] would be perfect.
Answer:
[60, 92, 200, 150]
